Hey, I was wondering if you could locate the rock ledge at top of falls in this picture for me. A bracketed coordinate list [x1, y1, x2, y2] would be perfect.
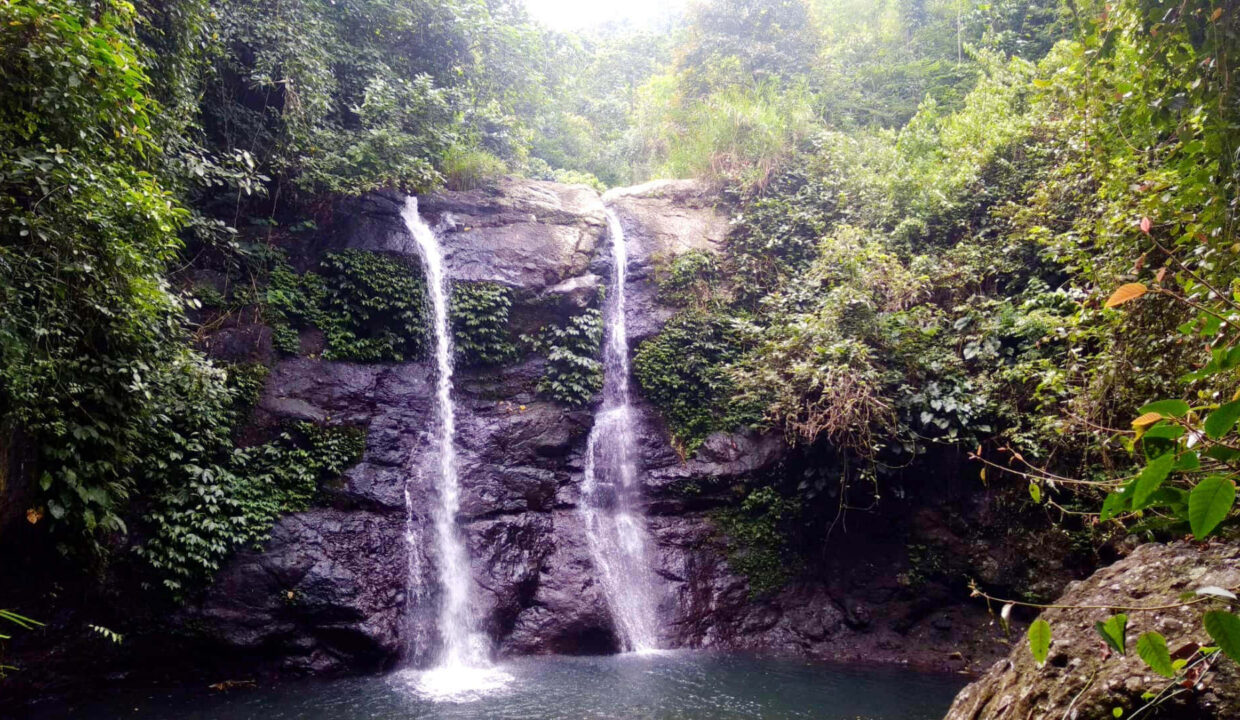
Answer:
[327, 179, 608, 299]
[943, 540, 1240, 720]
[603, 179, 731, 341]
[603, 178, 731, 260]
[318, 177, 730, 338]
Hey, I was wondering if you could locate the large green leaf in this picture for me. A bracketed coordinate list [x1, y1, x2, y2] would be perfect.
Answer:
[1137, 399, 1191, 418]
[1204, 400, 1240, 440]
[1132, 453, 1175, 509]
[1188, 476, 1236, 539]
[1136, 632, 1175, 678]
[1203, 611, 1240, 663]
[1028, 619, 1051, 666]
[1100, 487, 1131, 521]
[1094, 614, 1128, 655]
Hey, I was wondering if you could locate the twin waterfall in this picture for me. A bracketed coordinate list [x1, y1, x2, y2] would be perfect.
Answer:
[579, 209, 661, 652]
[397, 198, 659, 698]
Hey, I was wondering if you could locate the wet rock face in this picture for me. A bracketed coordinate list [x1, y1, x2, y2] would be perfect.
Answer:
[603, 179, 731, 342]
[328, 180, 609, 334]
[944, 541, 1240, 720]
[193, 510, 407, 674]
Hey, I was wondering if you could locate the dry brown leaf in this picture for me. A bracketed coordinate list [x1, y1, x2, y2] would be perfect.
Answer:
[1106, 283, 1148, 308]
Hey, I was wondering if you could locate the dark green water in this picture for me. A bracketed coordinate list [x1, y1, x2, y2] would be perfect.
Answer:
[62, 652, 966, 719]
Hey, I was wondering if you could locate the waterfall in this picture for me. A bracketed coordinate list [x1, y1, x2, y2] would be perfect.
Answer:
[398, 197, 510, 700]
[579, 208, 661, 652]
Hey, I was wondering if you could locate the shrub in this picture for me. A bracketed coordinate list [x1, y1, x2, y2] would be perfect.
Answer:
[137, 422, 365, 597]
[654, 250, 720, 308]
[526, 310, 604, 407]
[714, 486, 802, 598]
[440, 145, 507, 191]
[265, 250, 428, 362]
[634, 310, 759, 453]
[638, 78, 818, 190]
[451, 282, 518, 366]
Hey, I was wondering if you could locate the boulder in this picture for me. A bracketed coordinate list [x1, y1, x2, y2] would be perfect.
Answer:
[944, 541, 1240, 720]
[192, 509, 407, 674]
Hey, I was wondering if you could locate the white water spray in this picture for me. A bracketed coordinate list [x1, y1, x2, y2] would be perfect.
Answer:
[398, 197, 511, 701]
[579, 208, 661, 652]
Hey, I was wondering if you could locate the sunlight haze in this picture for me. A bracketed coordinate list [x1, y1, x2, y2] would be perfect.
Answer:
[522, 0, 685, 30]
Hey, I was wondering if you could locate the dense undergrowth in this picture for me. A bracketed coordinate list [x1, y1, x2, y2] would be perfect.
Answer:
[628, 0, 1240, 561]
[619, 0, 1240, 690]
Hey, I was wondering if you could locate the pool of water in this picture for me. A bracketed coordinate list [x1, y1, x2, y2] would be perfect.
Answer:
[62, 651, 966, 720]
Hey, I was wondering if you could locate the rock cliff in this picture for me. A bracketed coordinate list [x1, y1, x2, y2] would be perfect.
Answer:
[185, 177, 1020, 677]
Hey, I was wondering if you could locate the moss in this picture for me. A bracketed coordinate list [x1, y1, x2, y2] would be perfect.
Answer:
[714, 486, 802, 598]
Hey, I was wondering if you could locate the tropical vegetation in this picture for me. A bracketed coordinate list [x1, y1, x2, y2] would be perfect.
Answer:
[1, 0, 1238, 712]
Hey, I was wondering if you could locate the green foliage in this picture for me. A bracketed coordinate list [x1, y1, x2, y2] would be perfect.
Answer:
[714, 486, 802, 597]
[1204, 611, 1240, 664]
[0, 0, 197, 541]
[633, 311, 759, 453]
[1189, 477, 1236, 540]
[899, 542, 949, 589]
[677, 0, 820, 96]
[440, 145, 507, 191]
[137, 421, 365, 597]
[529, 28, 672, 187]
[87, 624, 124, 645]
[201, 0, 554, 199]
[266, 250, 428, 362]
[223, 362, 271, 427]
[1094, 614, 1128, 656]
[450, 282, 518, 366]
[527, 310, 604, 407]
[654, 250, 720, 308]
[637, 79, 818, 189]
[1027, 619, 1051, 666]
[1136, 632, 1174, 679]
[0, 609, 42, 677]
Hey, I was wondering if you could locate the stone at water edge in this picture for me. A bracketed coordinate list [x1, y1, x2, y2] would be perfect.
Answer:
[942, 541, 1240, 720]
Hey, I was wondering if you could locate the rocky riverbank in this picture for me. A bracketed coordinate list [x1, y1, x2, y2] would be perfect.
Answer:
[945, 541, 1240, 720]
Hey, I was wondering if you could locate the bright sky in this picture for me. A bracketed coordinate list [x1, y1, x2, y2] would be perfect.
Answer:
[522, 0, 686, 31]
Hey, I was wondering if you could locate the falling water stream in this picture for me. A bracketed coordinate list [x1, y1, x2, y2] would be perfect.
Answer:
[398, 197, 511, 700]
[579, 208, 662, 652]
